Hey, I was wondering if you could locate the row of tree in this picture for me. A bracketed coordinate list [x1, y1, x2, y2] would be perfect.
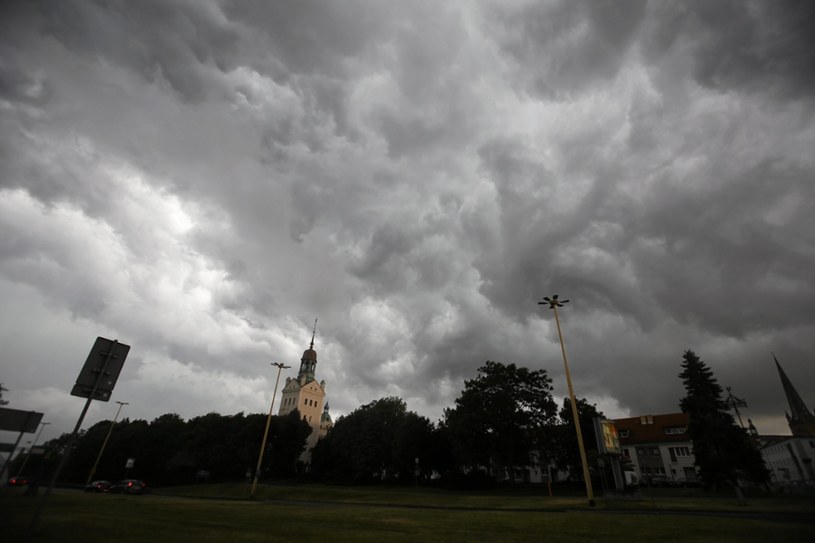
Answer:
[11, 411, 311, 486]
[7, 350, 769, 489]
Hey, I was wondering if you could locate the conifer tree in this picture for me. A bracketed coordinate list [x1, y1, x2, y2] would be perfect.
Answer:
[678, 350, 769, 488]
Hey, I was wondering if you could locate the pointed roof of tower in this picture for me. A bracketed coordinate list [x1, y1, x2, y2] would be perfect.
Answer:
[773, 354, 815, 436]
[302, 319, 317, 361]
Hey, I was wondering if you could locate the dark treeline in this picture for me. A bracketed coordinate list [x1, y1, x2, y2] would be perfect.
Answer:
[16, 411, 311, 487]
[14, 361, 601, 488]
[10, 352, 767, 489]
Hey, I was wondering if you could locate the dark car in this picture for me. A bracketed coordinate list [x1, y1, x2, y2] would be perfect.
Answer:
[84, 480, 112, 493]
[7, 476, 29, 486]
[109, 479, 146, 495]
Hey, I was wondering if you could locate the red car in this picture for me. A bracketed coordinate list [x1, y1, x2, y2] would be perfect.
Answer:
[84, 480, 112, 493]
[7, 476, 29, 486]
[109, 479, 146, 495]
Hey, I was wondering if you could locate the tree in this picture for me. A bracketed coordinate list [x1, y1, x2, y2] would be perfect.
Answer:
[679, 350, 769, 488]
[443, 361, 558, 481]
[552, 397, 603, 479]
[311, 397, 438, 483]
[265, 410, 312, 477]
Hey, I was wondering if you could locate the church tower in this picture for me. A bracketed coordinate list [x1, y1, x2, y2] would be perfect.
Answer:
[278, 320, 332, 459]
[774, 355, 815, 437]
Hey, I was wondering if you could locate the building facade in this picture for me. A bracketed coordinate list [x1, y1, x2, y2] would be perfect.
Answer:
[613, 413, 698, 485]
[759, 436, 815, 487]
[277, 328, 332, 461]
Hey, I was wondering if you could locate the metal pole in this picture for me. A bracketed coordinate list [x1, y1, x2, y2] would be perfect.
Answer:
[0, 411, 36, 482]
[86, 401, 128, 484]
[31, 341, 118, 532]
[552, 304, 595, 507]
[726, 387, 745, 429]
[16, 422, 50, 479]
[250, 362, 290, 498]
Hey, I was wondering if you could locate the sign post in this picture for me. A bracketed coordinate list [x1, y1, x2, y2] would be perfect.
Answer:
[30, 337, 130, 532]
[0, 408, 44, 481]
[593, 417, 625, 492]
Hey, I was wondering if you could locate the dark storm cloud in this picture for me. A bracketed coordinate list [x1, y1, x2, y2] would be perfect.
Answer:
[1, 0, 813, 442]
[491, 0, 648, 98]
[629, 159, 815, 336]
[644, 0, 815, 99]
[34, 0, 242, 102]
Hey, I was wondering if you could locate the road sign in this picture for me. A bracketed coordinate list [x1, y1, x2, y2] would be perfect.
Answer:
[0, 407, 44, 433]
[70, 337, 130, 401]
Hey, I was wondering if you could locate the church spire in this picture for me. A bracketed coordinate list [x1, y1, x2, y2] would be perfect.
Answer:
[773, 354, 815, 437]
[298, 319, 318, 383]
[310, 318, 317, 350]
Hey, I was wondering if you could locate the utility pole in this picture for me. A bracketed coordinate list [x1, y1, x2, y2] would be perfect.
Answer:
[540, 294, 595, 507]
[251, 362, 290, 498]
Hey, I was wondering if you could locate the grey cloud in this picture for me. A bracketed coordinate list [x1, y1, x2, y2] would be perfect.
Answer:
[491, 0, 647, 98]
[222, 0, 386, 77]
[35, 0, 242, 102]
[1, 0, 813, 440]
[644, 0, 815, 100]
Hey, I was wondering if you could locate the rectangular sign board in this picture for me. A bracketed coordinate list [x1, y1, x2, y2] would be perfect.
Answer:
[593, 417, 622, 455]
[0, 407, 44, 433]
[70, 337, 130, 402]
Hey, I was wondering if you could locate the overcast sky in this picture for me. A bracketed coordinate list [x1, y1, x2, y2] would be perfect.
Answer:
[2, 0, 814, 448]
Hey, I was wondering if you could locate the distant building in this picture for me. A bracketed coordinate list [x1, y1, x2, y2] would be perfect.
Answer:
[612, 413, 698, 485]
[753, 357, 815, 487]
[277, 325, 333, 462]
[773, 355, 815, 438]
[758, 435, 815, 487]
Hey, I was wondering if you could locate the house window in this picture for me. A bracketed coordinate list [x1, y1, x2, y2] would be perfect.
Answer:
[664, 427, 687, 435]
[640, 416, 654, 425]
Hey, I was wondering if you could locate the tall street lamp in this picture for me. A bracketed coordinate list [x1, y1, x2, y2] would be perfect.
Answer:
[16, 422, 50, 479]
[86, 401, 128, 485]
[251, 362, 290, 498]
[539, 294, 595, 507]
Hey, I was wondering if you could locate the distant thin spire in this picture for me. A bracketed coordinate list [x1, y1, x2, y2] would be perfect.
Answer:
[310, 318, 317, 349]
[773, 353, 815, 437]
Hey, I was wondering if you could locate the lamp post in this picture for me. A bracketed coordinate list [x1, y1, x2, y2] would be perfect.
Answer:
[86, 401, 128, 485]
[16, 422, 49, 479]
[251, 362, 290, 498]
[539, 294, 595, 507]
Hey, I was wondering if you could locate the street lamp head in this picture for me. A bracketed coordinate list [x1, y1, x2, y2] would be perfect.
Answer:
[539, 294, 569, 309]
[271, 362, 291, 369]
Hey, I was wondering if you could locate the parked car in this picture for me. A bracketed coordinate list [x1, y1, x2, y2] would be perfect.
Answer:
[84, 480, 112, 493]
[7, 476, 29, 486]
[109, 479, 146, 495]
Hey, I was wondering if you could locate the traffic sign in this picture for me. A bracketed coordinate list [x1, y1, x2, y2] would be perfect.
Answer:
[70, 337, 130, 401]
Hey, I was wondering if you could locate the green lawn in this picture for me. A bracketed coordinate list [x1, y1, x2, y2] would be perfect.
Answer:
[2, 485, 813, 543]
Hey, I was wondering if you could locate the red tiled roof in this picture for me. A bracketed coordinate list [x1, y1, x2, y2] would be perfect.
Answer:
[612, 413, 691, 445]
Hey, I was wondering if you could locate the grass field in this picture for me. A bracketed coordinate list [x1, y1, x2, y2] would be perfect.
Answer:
[2, 484, 813, 542]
